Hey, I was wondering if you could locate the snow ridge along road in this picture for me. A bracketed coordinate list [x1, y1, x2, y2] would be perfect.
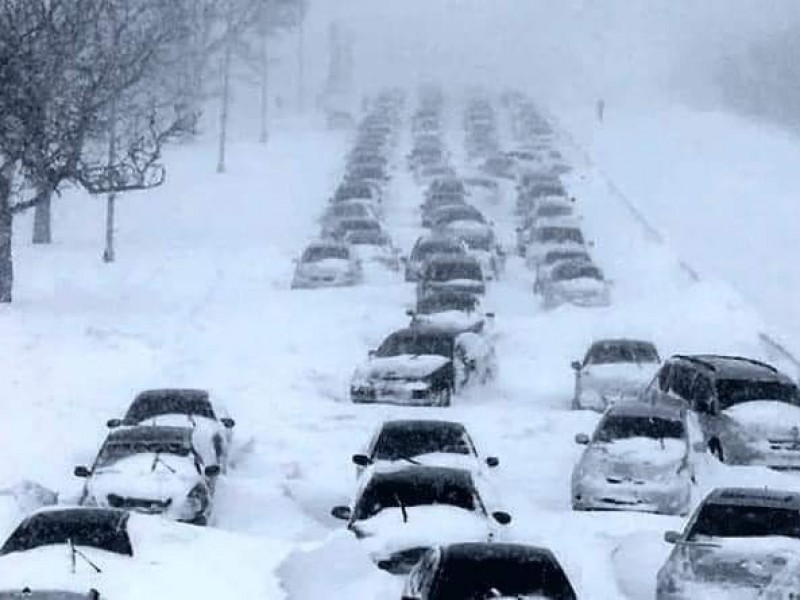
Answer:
[1, 95, 799, 599]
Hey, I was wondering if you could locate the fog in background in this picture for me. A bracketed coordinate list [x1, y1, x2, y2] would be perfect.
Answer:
[307, 0, 800, 125]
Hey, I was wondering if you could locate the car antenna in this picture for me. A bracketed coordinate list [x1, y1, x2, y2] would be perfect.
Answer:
[68, 538, 102, 574]
[394, 493, 408, 523]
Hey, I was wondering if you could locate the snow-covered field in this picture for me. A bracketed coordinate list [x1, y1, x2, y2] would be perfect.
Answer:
[2, 96, 800, 598]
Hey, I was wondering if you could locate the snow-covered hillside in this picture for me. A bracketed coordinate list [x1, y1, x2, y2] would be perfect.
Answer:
[1, 95, 799, 599]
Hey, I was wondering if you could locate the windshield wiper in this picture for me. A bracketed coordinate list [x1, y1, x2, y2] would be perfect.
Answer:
[68, 538, 102, 574]
[392, 454, 422, 466]
[394, 493, 409, 523]
[151, 452, 176, 474]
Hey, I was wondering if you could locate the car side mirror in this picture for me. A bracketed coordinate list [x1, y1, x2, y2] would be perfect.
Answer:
[204, 464, 221, 478]
[485, 456, 499, 468]
[664, 531, 680, 544]
[485, 312, 495, 319]
[406, 309, 416, 317]
[571, 360, 582, 371]
[574, 433, 590, 445]
[220, 417, 236, 429]
[492, 511, 512, 525]
[106, 418, 123, 429]
[73, 466, 91, 478]
[331, 505, 352, 521]
[352, 454, 372, 467]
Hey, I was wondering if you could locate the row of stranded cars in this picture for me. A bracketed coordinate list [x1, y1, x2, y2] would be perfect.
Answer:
[334, 91, 800, 599]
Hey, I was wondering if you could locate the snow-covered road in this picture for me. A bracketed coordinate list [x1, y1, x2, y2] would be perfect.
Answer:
[1, 98, 799, 598]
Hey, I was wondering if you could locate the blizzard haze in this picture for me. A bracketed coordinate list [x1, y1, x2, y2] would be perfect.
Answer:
[310, 0, 800, 108]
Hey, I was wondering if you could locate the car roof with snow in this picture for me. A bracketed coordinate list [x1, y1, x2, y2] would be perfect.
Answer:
[384, 325, 460, 342]
[606, 401, 683, 421]
[441, 542, 557, 562]
[669, 355, 788, 381]
[705, 487, 800, 508]
[126, 389, 215, 421]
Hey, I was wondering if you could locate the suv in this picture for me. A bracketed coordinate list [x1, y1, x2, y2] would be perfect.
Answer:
[644, 355, 800, 468]
[657, 487, 800, 599]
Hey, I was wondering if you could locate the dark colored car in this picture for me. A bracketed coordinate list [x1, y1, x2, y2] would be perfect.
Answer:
[403, 542, 578, 599]
[417, 255, 485, 301]
[405, 235, 467, 282]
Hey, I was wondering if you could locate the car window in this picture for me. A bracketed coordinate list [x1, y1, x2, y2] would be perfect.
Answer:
[657, 364, 672, 392]
[690, 375, 715, 414]
[0, 512, 133, 556]
[689, 504, 800, 540]
[715, 378, 800, 410]
[354, 476, 477, 521]
[125, 395, 215, 422]
[374, 426, 473, 459]
[669, 365, 696, 400]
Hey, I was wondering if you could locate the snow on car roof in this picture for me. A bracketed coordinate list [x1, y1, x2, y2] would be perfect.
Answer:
[707, 487, 800, 508]
[107, 425, 194, 445]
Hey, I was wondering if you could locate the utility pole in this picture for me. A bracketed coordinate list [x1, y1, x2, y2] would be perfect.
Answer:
[102, 93, 118, 263]
[296, 17, 305, 112]
[217, 2, 233, 173]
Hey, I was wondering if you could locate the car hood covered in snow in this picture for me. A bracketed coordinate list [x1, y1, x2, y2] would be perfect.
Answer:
[87, 454, 200, 503]
[296, 258, 351, 276]
[582, 362, 659, 386]
[582, 438, 687, 477]
[352, 505, 494, 558]
[724, 401, 800, 439]
[358, 355, 451, 381]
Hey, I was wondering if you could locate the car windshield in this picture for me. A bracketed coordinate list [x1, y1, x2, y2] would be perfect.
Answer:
[376, 331, 453, 358]
[354, 474, 476, 520]
[553, 262, 601, 282]
[95, 439, 192, 469]
[335, 185, 372, 200]
[125, 395, 215, 423]
[436, 208, 484, 223]
[587, 342, 659, 365]
[428, 261, 482, 281]
[716, 379, 800, 410]
[689, 504, 800, 540]
[417, 293, 478, 314]
[374, 425, 473, 459]
[302, 245, 349, 262]
[0, 512, 133, 556]
[347, 231, 385, 245]
[544, 251, 588, 266]
[535, 227, 584, 245]
[415, 240, 464, 259]
[332, 204, 367, 218]
[461, 233, 491, 251]
[537, 204, 572, 218]
[340, 220, 380, 233]
[594, 415, 684, 442]
[433, 552, 576, 600]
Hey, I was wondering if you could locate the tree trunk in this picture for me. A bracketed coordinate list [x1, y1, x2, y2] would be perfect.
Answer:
[0, 174, 13, 303]
[31, 188, 52, 244]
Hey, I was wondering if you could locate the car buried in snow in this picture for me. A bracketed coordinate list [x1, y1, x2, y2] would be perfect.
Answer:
[441, 222, 505, 281]
[349, 324, 496, 407]
[403, 543, 578, 600]
[74, 426, 218, 525]
[330, 466, 511, 575]
[292, 240, 362, 289]
[428, 204, 486, 231]
[409, 290, 492, 333]
[523, 222, 587, 268]
[404, 234, 468, 282]
[532, 248, 592, 293]
[656, 487, 800, 599]
[344, 229, 401, 271]
[463, 176, 500, 204]
[540, 260, 611, 309]
[416, 255, 486, 302]
[320, 200, 380, 237]
[571, 402, 694, 516]
[105, 388, 235, 470]
[644, 354, 800, 469]
[571, 338, 661, 410]
[351, 419, 499, 477]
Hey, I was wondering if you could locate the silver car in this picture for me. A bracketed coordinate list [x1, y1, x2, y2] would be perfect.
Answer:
[291, 241, 362, 289]
[571, 338, 661, 410]
[657, 487, 800, 599]
[572, 402, 693, 516]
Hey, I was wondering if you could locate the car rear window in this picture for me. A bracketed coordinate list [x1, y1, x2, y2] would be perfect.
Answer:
[690, 504, 800, 539]
[716, 379, 799, 410]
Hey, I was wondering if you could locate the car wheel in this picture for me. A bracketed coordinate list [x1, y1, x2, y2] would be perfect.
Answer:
[709, 440, 725, 463]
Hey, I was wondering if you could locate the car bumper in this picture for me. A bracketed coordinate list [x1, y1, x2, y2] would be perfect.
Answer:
[572, 477, 691, 515]
[291, 275, 357, 289]
[350, 383, 439, 406]
[575, 386, 642, 411]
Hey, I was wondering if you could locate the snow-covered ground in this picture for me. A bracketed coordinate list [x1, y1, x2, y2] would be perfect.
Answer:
[1, 96, 800, 599]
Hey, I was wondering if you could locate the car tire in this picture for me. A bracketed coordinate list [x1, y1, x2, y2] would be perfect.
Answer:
[709, 439, 725, 463]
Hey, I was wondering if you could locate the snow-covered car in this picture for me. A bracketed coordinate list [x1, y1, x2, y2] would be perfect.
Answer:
[656, 487, 800, 599]
[349, 325, 497, 406]
[404, 234, 467, 282]
[425, 177, 466, 199]
[645, 355, 800, 468]
[571, 338, 661, 410]
[332, 181, 382, 205]
[403, 543, 578, 600]
[540, 260, 611, 309]
[106, 388, 235, 470]
[74, 425, 218, 525]
[442, 222, 504, 281]
[480, 154, 515, 179]
[291, 240, 362, 289]
[416, 255, 486, 302]
[351, 419, 499, 477]
[344, 229, 401, 271]
[428, 205, 486, 230]
[321, 200, 380, 236]
[532, 248, 592, 292]
[516, 197, 576, 254]
[572, 402, 693, 516]
[415, 164, 456, 186]
[420, 194, 466, 228]
[410, 290, 492, 333]
[329, 466, 511, 574]
[329, 217, 383, 241]
[523, 223, 587, 268]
